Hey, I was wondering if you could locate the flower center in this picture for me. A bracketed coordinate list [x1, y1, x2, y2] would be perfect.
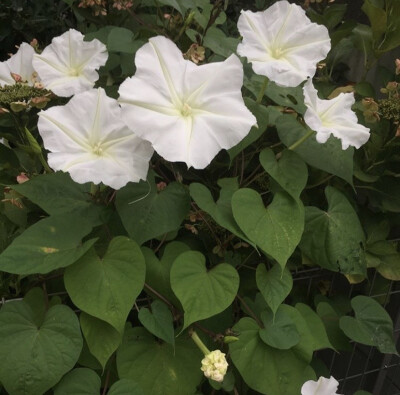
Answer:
[180, 103, 192, 117]
[68, 67, 80, 77]
[92, 143, 104, 156]
[270, 47, 284, 59]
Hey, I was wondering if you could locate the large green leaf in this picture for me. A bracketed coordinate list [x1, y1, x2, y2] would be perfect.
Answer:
[276, 114, 354, 185]
[0, 214, 97, 274]
[229, 317, 315, 395]
[259, 309, 300, 350]
[117, 327, 202, 395]
[138, 300, 175, 346]
[142, 241, 190, 308]
[295, 303, 333, 351]
[190, 178, 254, 246]
[108, 379, 144, 395]
[64, 236, 145, 333]
[256, 264, 293, 315]
[300, 186, 366, 275]
[80, 313, 122, 369]
[259, 148, 308, 199]
[11, 172, 96, 217]
[53, 368, 100, 395]
[232, 188, 304, 268]
[316, 301, 352, 351]
[0, 301, 82, 395]
[170, 251, 239, 330]
[339, 295, 397, 354]
[116, 174, 190, 245]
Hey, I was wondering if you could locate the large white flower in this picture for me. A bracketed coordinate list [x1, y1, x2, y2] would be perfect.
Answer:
[38, 88, 153, 189]
[237, 0, 331, 87]
[303, 80, 370, 149]
[0, 43, 37, 86]
[301, 376, 342, 395]
[32, 29, 108, 97]
[118, 36, 256, 169]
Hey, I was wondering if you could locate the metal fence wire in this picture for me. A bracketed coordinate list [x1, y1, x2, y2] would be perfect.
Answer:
[293, 267, 400, 395]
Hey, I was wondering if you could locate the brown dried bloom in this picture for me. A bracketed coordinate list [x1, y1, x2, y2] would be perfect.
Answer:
[78, 0, 107, 16]
[112, 0, 133, 10]
[184, 44, 205, 64]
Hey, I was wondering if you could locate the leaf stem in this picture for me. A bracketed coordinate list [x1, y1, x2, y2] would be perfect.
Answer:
[256, 77, 269, 104]
[288, 128, 315, 151]
[190, 330, 211, 356]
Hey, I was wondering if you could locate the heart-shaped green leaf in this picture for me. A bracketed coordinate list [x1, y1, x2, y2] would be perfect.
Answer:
[108, 379, 144, 395]
[53, 368, 100, 395]
[138, 300, 175, 346]
[259, 309, 300, 350]
[117, 327, 202, 395]
[171, 251, 239, 330]
[276, 114, 354, 185]
[339, 295, 398, 354]
[190, 178, 254, 247]
[300, 186, 366, 275]
[229, 317, 315, 395]
[0, 300, 82, 395]
[259, 148, 308, 199]
[0, 214, 97, 274]
[256, 264, 293, 316]
[295, 303, 333, 351]
[80, 313, 122, 369]
[116, 173, 190, 245]
[142, 241, 190, 308]
[232, 188, 304, 268]
[64, 236, 145, 333]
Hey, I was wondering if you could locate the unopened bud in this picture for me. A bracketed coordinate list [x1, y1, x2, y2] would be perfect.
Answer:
[201, 350, 228, 382]
[17, 173, 29, 184]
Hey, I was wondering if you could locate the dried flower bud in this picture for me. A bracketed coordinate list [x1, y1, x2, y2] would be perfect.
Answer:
[156, 181, 167, 191]
[10, 73, 23, 83]
[17, 173, 30, 184]
[201, 350, 228, 383]
[184, 44, 205, 64]
[395, 59, 400, 75]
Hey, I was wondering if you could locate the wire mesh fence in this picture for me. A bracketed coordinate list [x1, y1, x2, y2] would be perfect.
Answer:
[293, 268, 400, 395]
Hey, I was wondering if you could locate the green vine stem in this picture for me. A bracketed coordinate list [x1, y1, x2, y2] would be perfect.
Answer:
[256, 77, 269, 104]
[190, 330, 211, 356]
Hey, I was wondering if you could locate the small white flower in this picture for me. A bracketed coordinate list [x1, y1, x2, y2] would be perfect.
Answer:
[38, 88, 153, 189]
[301, 376, 342, 395]
[303, 79, 370, 149]
[237, 0, 331, 87]
[201, 349, 228, 383]
[118, 36, 256, 169]
[0, 43, 37, 86]
[32, 29, 108, 97]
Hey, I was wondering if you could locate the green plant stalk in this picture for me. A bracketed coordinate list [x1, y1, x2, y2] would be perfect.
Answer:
[256, 77, 269, 104]
[24, 127, 52, 173]
[288, 128, 315, 151]
[190, 330, 210, 356]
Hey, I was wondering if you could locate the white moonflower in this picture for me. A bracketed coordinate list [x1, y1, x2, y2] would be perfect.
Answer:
[303, 80, 370, 149]
[201, 350, 228, 382]
[38, 88, 153, 189]
[0, 43, 37, 86]
[118, 36, 256, 169]
[301, 376, 342, 395]
[237, 0, 331, 87]
[32, 29, 108, 97]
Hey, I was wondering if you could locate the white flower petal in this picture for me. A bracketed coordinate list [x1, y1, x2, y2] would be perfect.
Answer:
[119, 36, 256, 169]
[32, 29, 108, 97]
[0, 43, 36, 86]
[237, 0, 331, 87]
[301, 376, 342, 395]
[38, 88, 153, 189]
[303, 80, 370, 149]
